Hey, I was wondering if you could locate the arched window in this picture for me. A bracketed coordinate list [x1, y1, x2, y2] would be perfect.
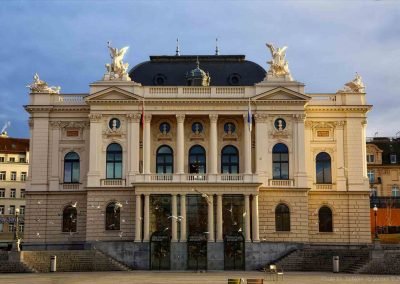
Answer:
[221, 145, 239, 174]
[105, 202, 121, 230]
[189, 145, 206, 173]
[62, 206, 77, 232]
[156, 145, 173, 174]
[275, 203, 290, 231]
[273, 143, 289, 179]
[64, 152, 80, 183]
[316, 152, 332, 184]
[106, 143, 122, 179]
[318, 206, 333, 232]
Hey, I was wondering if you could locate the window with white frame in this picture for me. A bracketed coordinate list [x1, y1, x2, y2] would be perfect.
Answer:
[9, 157, 15, 162]
[367, 154, 375, 163]
[390, 154, 397, 164]
[0, 172, 5, 180]
[8, 223, 15, 232]
[0, 157, 4, 162]
[367, 170, 375, 183]
[0, 189, 4, 198]
[21, 172, 27, 181]
[392, 185, 399, 197]
[20, 206, 25, 215]
[10, 189, 16, 198]
[20, 189, 25, 198]
[9, 205, 15, 215]
[11, 171, 16, 181]
[19, 223, 24, 232]
[371, 187, 378, 197]
[19, 157, 26, 163]
[0, 205, 4, 214]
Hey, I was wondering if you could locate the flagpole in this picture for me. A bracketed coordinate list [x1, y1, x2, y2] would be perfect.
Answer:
[142, 95, 145, 174]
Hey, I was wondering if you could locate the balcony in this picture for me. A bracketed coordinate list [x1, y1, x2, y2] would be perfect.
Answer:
[132, 174, 258, 184]
[61, 183, 81, 190]
[101, 179, 126, 187]
[314, 183, 335, 190]
[268, 179, 294, 187]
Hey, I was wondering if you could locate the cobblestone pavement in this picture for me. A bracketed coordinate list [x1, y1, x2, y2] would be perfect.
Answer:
[0, 271, 399, 284]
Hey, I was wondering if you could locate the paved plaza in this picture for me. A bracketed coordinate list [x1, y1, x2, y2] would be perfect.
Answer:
[0, 271, 399, 284]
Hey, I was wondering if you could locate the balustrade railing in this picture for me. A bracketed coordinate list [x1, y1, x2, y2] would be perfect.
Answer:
[268, 179, 294, 187]
[101, 179, 126, 187]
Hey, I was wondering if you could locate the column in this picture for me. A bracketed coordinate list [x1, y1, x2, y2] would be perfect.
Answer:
[143, 114, 152, 174]
[143, 194, 150, 241]
[251, 194, 260, 242]
[87, 114, 102, 187]
[171, 194, 178, 242]
[243, 114, 252, 174]
[336, 121, 346, 190]
[216, 194, 223, 242]
[209, 114, 218, 175]
[180, 194, 187, 241]
[127, 114, 141, 175]
[294, 114, 308, 187]
[176, 114, 185, 174]
[207, 195, 215, 242]
[244, 194, 251, 242]
[254, 114, 268, 182]
[134, 194, 142, 242]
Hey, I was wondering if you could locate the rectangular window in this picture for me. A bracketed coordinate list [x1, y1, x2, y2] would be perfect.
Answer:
[19, 223, 24, 233]
[19, 157, 26, 163]
[0, 205, 4, 214]
[10, 189, 16, 198]
[367, 170, 375, 183]
[367, 154, 375, 163]
[9, 157, 15, 162]
[9, 205, 15, 215]
[0, 172, 5, 180]
[20, 189, 25, 198]
[0, 157, 4, 162]
[8, 223, 15, 232]
[21, 172, 27, 181]
[391, 154, 397, 164]
[20, 206, 25, 215]
[0, 189, 4, 198]
[11, 171, 16, 181]
[392, 186, 399, 197]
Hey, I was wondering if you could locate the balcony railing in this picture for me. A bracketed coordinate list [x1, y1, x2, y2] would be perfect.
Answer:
[268, 179, 294, 187]
[314, 183, 334, 190]
[61, 183, 81, 190]
[101, 179, 126, 187]
[132, 173, 257, 183]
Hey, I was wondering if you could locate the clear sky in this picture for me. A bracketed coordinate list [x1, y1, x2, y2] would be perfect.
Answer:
[0, 0, 399, 138]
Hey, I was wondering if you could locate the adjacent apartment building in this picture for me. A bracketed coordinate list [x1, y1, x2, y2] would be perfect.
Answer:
[24, 43, 371, 270]
[0, 132, 29, 249]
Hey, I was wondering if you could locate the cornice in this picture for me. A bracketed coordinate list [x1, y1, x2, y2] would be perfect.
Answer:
[306, 105, 372, 113]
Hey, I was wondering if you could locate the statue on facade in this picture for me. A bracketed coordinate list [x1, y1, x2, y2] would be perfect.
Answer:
[338, 73, 365, 93]
[104, 42, 131, 81]
[266, 43, 291, 77]
[26, 73, 61, 94]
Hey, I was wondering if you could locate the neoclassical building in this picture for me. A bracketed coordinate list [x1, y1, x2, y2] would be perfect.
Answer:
[24, 44, 372, 270]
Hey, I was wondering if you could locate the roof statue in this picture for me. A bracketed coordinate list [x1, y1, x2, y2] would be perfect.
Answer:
[26, 73, 61, 94]
[265, 43, 292, 81]
[338, 73, 366, 93]
[104, 42, 131, 81]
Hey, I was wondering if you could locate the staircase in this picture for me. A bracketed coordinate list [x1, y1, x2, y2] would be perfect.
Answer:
[0, 251, 35, 273]
[272, 248, 370, 273]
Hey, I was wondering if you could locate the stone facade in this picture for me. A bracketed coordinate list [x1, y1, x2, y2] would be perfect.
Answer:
[24, 50, 371, 269]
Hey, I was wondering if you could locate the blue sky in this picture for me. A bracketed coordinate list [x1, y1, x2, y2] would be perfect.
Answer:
[0, 0, 399, 138]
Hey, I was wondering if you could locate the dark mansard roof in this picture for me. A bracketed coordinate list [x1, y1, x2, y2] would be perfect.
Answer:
[129, 55, 266, 86]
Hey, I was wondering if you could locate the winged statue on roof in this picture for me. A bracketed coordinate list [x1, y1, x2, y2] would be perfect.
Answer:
[266, 43, 291, 77]
[105, 42, 131, 80]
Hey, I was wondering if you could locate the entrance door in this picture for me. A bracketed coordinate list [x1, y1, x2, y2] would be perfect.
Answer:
[224, 232, 245, 270]
[187, 234, 207, 270]
[150, 231, 171, 270]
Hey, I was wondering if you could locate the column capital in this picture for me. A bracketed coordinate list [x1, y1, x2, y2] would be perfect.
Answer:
[209, 114, 218, 123]
[292, 113, 306, 122]
[176, 114, 185, 123]
[88, 113, 102, 122]
[144, 114, 152, 123]
[254, 113, 268, 123]
[126, 113, 141, 122]
[335, 120, 346, 129]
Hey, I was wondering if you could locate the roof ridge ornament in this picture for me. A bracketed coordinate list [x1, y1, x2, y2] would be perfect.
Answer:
[103, 41, 131, 81]
[338, 72, 366, 93]
[26, 73, 61, 94]
[264, 43, 293, 82]
[176, 38, 180, 56]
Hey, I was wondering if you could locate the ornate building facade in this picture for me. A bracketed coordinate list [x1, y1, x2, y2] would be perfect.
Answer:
[24, 44, 371, 270]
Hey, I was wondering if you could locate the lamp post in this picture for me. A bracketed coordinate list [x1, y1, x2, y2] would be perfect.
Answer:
[12, 207, 20, 251]
[373, 204, 378, 240]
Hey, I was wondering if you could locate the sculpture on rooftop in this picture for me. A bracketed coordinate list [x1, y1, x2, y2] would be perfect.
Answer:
[104, 42, 131, 81]
[26, 73, 60, 94]
[266, 43, 291, 77]
[339, 73, 365, 93]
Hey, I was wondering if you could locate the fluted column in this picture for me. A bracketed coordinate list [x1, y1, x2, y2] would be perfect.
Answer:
[336, 121, 346, 190]
[180, 194, 187, 241]
[143, 114, 152, 174]
[172, 194, 178, 242]
[176, 114, 185, 174]
[243, 114, 252, 174]
[251, 194, 260, 242]
[209, 114, 218, 175]
[254, 114, 268, 183]
[87, 114, 102, 187]
[216, 194, 223, 242]
[143, 194, 150, 241]
[244, 194, 251, 242]
[134, 194, 142, 242]
[294, 114, 307, 187]
[127, 114, 141, 176]
[207, 195, 215, 242]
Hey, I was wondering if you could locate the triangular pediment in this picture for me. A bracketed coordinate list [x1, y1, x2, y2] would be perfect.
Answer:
[253, 87, 311, 101]
[85, 86, 142, 102]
